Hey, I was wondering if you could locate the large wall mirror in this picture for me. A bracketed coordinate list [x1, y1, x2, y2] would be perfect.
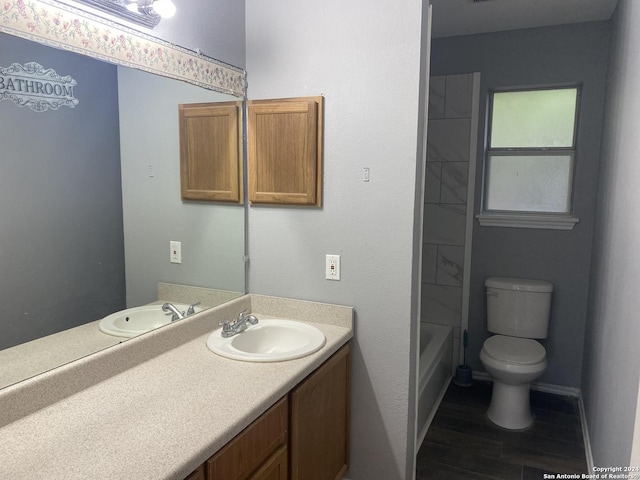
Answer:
[0, 1, 247, 389]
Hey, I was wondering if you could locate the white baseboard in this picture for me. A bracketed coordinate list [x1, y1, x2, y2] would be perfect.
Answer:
[578, 392, 595, 472]
[471, 371, 580, 397]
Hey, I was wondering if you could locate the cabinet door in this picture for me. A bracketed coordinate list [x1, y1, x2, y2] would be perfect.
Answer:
[179, 101, 243, 202]
[247, 96, 323, 206]
[290, 343, 351, 480]
[184, 464, 206, 480]
[248, 445, 287, 480]
[207, 397, 288, 480]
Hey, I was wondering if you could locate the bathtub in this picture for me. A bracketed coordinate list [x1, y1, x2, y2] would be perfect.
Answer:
[417, 323, 453, 449]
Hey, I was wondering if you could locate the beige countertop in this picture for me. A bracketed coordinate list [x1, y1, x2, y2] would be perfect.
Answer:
[0, 294, 353, 480]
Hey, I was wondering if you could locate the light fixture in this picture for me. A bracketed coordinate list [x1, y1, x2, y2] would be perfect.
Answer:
[72, 0, 176, 28]
[126, 0, 176, 19]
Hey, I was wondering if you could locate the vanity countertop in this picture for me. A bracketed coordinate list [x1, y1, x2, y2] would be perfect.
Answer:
[0, 295, 353, 479]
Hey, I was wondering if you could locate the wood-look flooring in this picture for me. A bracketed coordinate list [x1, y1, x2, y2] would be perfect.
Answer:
[416, 380, 588, 480]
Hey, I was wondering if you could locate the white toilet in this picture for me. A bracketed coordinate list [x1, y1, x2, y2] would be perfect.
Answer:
[479, 277, 553, 430]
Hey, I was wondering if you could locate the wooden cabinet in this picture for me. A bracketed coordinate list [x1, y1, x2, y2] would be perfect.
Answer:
[184, 465, 206, 480]
[290, 343, 351, 480]
[179, 101, 243, 203]
[187, 343, 350, 480]
[207, 397, 288, 480]
[247, 96, 323, 206]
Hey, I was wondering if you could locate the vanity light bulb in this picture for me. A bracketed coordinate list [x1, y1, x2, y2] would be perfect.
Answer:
[152, 0, 176, 18]
[125, 1, 139, 13]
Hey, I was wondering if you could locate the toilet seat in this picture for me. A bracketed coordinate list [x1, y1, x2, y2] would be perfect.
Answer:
[482, 335, 546, 365]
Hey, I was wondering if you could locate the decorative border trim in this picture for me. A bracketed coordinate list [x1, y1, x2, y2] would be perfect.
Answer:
[476, 212, 580, 230]
[0, 0, 246, 97]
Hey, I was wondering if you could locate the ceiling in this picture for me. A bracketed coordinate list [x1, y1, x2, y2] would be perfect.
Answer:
[430, 0, 619, 38]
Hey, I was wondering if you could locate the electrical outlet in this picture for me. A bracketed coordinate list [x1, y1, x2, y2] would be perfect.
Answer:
[325, 254, 341, 280]
[170, 241, 182, 264]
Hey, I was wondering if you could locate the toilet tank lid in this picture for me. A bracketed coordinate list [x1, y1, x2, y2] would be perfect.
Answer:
[485, 277, 553, 293]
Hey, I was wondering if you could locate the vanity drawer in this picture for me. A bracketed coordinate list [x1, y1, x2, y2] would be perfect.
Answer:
[207, 396, 288, 480]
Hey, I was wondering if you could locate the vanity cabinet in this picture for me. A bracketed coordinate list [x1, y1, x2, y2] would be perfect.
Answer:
[179, 101, 244, 203]
[247, 96, 323, 206]
[188, 342, 350, 480]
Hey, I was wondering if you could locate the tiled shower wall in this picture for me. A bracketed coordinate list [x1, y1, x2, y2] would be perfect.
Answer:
[422, 73, 475, 366]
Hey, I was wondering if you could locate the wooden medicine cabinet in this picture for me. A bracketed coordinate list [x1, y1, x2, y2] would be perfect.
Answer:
[247, 96, 324, 206]
[179, 101, 244, 203]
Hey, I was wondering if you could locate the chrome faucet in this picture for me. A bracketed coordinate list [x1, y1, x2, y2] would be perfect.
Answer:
[162, 302, 201, 322]
[162, 303, 185, 322]
[219, 309, 259, 338]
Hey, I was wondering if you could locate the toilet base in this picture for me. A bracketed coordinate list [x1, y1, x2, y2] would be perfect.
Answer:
[487, 380, 534, 430]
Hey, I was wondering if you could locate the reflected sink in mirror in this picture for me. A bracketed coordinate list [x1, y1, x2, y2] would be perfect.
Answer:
[207, 319, 326, 362]
[99, 304, 203, 338]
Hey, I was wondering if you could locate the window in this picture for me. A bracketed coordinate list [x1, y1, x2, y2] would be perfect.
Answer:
[478, 86, 581, 230]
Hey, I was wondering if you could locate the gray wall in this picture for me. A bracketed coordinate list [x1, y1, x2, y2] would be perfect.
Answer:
[0, 33, 125, 349]
[431, 22, 610, 388]
[118, 67, 245, 307]
[583, 0, 640, 467]
[245, 1, 428, 479]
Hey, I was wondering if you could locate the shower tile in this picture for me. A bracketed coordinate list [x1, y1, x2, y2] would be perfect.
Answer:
[445, 73, 473, 119]
[425, 162, 442, 204]
[421, 284, 462, 326]
[427, 118, 471, 163]
[422, 243, 438, 284]
[429, 76, 446, 120]
[423, 204, 467, 246]
[440, 162, 469, 205]
[437, 245, 465, 287]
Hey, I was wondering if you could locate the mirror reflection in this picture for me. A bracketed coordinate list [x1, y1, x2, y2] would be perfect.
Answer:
[0, 31, 246, 389]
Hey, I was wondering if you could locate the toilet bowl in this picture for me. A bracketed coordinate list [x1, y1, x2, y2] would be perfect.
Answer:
[480, 334, 547, 429]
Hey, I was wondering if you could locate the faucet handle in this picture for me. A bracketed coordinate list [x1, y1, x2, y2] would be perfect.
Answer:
[187, 302, 201, 315]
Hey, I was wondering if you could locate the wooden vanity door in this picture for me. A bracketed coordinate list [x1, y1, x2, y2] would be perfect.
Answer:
[289, 343, 351, 480]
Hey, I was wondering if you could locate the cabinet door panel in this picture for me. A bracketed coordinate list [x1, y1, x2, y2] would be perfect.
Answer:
[290, 344, 351, 480]
[179, 101, 243, 202]
[248, 445, 287, 480]
[248, 96, 323, 206]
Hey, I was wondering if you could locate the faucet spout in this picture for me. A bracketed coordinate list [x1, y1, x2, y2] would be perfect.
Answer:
[162, 303, 185, 322]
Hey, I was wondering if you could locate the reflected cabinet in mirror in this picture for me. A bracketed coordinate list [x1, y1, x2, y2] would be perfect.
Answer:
[0, 30, 246, 389]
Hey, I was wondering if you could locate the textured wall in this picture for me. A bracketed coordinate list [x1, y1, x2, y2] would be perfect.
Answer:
[582, 0, 640, 467]
[245, 1, 428, 478]
[118, 67, 245, 307]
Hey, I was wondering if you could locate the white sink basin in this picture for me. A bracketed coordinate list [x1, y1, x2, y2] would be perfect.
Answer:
[99, 303, 201, 338]
[206, 319, 326, 362]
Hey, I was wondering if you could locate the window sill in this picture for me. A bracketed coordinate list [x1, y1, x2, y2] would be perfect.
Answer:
[476, 213, 579, 230]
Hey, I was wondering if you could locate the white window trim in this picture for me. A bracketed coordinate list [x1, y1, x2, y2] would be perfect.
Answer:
[480, 86, 582, 230]
[476, 212, 579, 230]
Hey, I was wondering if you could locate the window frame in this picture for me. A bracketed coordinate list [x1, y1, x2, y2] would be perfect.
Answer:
[477, 85, 582, 230]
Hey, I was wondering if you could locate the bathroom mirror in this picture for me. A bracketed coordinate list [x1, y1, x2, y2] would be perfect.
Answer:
[0, 2, 247, 389]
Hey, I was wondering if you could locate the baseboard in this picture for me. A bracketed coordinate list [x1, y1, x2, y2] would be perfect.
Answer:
[472, 371, 594, 469]
[471, 371, 580, 397]
[578, 391, 595, 472]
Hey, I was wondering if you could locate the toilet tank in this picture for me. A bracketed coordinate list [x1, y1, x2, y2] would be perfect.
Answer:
[485, 277, 553, 339]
